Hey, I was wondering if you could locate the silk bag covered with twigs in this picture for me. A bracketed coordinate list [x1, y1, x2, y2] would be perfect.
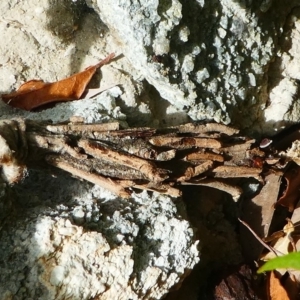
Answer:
[0, 118, 277, 201]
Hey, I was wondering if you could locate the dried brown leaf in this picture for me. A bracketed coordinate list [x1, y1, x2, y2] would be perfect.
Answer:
[275, 164, 300, 212]
[239, 173, 281, 261]
[2, 53, 115, 110]
[261, 219, 295, 261]
[267, 271, 290, 300]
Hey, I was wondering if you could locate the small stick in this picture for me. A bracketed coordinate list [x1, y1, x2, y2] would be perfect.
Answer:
[27, 134, 87, 159]
[177, 161, 214, 181]
[238, 218, 282, 257]
[148, 136, 222, 149]
[212, 165, 262, 180]
[78, 139, 168, 183]
[182, 179, 242, 201]
[184, 152, 224, 162]
[178, 123, 239, 136]
[94, 52, 115, 69]
[221, 139, 256, 153]
[46, 122, 120, 135]
[46, 155, 130, 198]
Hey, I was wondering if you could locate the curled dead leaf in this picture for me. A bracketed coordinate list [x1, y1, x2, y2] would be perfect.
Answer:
[261, 219, 295, 261]
[1, 53, 115, 110]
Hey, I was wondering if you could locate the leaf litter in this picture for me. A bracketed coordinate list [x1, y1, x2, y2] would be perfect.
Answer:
[1, 53, 115, 110]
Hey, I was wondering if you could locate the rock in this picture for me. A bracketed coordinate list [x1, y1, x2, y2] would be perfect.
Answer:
[84, 0, 268, 125]
[0, 92, 199, 298]
[0, 0, 189, 128]
[0, 173, 199, 299]
[263, 7, 300, 133]
[87, 0, 300, 131]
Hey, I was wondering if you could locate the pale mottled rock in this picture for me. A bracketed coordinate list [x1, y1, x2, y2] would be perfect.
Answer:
[0, 97, 199, 299]
[0, 1, 198, 298]
[85, 0, 271, 125]
[0, 176, 199, 300]
[87, 0, 300, 131]
[264, 8, 300, 133]
[0, 0, 189, 128]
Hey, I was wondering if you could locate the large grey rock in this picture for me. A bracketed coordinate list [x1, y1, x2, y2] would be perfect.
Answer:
[87, 0, 300, 131]
[0, 85, 199, 299]
[0, 173, 199, 299]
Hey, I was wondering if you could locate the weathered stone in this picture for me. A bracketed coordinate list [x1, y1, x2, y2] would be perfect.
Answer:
[0, 174, 199, 299]
[86, 0, 293, 127]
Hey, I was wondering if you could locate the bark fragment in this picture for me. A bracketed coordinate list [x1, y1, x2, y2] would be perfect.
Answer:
[78, 139, 168, 183]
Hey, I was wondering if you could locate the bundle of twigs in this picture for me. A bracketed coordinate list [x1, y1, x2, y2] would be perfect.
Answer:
[0, 118, 278, 200]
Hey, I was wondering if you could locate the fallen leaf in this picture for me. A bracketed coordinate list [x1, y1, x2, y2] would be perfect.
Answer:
[275, 164, 300, 212]
[283, 274, 299, 300]
[261, 219, 295, 261]
[239, 173, 281, 262]
[267, 271, 290, 300]
[285, 200, 300, 287]
[1, 53, 115, 110]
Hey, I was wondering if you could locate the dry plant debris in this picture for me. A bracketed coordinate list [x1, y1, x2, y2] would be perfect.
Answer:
[1, 53, 115, 110]
[240, 184, 300, 299]
[1, 118, 299, 202]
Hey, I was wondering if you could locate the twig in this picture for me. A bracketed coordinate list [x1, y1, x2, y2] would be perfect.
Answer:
[46, 154, 130, 198]
[78, 139, 168, 183]
[238, 218, 283, 257]
[182, 179, 243, 201]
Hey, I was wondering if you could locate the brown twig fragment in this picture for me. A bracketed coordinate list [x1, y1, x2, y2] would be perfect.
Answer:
[182, 179, 243, 202]
[221, 139, 256, 153]
[184, 152, 224, 162]
[178, 122, 239, 136]
[78, 139, 168, 183]
[148, 136, 222, 149]
[46, 122, 120, 135]
[238, 218, 282, 257]
[212, 165, 262, 180]
[177, 161, 215, 182]
[46, 154, 131, 198]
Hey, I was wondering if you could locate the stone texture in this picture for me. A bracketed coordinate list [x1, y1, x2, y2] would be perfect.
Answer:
[0, 173, 199, 300]
[0, 0, 189, 128]
[264, 6, 300, 132]
[87, 0, 300, 131]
